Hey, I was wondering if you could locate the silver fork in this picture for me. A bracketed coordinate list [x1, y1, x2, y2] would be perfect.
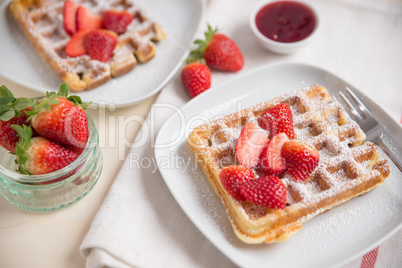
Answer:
[339, 87, 402, 171]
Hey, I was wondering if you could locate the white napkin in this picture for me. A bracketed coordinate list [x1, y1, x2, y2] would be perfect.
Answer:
[80, 0, 402, 267]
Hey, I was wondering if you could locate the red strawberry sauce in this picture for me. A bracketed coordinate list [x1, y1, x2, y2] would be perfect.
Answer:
[255, 1, 316, 43]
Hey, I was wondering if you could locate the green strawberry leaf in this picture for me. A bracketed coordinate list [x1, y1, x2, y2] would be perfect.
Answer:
[0, 104, 10, 114]
[58, 82, 70, 97]
[12, 125, 32, 171]
[0, 109, 15, 121]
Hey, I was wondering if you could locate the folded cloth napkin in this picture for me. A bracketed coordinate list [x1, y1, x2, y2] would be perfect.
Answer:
[80, 0, 402, 267]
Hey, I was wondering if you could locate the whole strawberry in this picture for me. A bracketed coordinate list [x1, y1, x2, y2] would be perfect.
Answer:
[28, 83, 90, 152]
[189, 24, 244, 72]
[258, 103, 295, 139]
[240, 175, 287, 209]
[281, 140, 320, 181]
[13, 125, 78, 175]
[181, 62, 211, 98]
[0, 85, 34, 153]
[220, 165, 255, 201]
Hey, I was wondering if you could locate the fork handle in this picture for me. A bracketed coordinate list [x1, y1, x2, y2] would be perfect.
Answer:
[374, 139, 402, 172]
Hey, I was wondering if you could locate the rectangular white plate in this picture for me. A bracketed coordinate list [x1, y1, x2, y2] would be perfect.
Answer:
[0, 0, 205, 107]
[155, 62, 402, 268]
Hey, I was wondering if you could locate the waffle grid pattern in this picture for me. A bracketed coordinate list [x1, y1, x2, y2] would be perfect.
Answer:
[9, 0, 166, 91]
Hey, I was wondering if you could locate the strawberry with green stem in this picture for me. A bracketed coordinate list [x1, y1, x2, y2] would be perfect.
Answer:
[0, 85, 34, 153]
[188, 24, 244, 72]
[13, 125, 79, 175]
[26, 83, 90, 153]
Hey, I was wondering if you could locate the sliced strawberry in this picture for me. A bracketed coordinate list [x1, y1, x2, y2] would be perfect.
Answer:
[103, 10, 133, 35]
[84, 29, 118, 62]
[235, 122, 269, 169]
[63, 0, 77, 36]
[281, 140, 320, 181]
[65, 30, 88, 57]
[260, 133, 289, 175]
[258, 103, 295, 139]
[13, 125, 79, 175]
[181, 62, 211, 98]
[240, 175, 287, 209]
[219, 165, 255, 201]
[76, 5, 103, 32]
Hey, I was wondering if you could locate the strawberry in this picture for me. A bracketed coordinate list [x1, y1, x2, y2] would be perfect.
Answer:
[0, 86, 34, 153]
[235, 122, 269, 169]
[103, 10, 133, 35]
[65, 30, 88, 57]
[258, 103, 295, 139]
[13, 125, 78, 175]
[84, 29, 118, 62]
[28, 83, 90, 152]
[63, 0, 77, 36]
[219, 165, 255, 201]
[76, 5, 103, 32]
[260, 133, 289, 175]
[188, 24, 244, 72]
[281, 140, 320, 181]
[240, 175, 287, 209]
[181, 62, 211, 98]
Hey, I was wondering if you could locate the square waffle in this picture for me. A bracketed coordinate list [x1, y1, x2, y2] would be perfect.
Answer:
[187, 85, 390, 244]
[9, 0, 166, 91]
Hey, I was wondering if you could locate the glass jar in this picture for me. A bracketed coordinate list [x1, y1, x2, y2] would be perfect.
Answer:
[0, 113, 102, 212]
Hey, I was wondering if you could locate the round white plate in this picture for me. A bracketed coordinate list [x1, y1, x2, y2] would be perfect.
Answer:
[155, 62, 402, 268]
[0, 0, 205, 107]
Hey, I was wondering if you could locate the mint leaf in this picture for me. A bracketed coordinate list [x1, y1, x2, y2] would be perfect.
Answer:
[0, 85, 14, 98]
[13, 98, 31, 112]
[0, 109, 15, 121]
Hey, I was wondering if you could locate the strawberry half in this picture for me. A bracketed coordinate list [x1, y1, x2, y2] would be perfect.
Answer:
[235, 122, 269, 169]
[281, 140, 320, 181]
[76, 5, 103, 32]
[65, 30, 88, 57]
[188, 24, 244, 72]
[13, 125, 78, 175]
[260, 133, 289, 175]
[220, 165, 255, 201]
[240, 175, 287, 209]
[63, 0, 77, 36]
[181, 62, 211, 98]
[103, 10, 133, 35]
[84, 29, 118, 62]
[258, 103, 295, 139]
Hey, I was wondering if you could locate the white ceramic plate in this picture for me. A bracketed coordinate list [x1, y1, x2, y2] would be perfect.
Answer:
[155, 62, 402, 268]
[0, 0, 205, 107]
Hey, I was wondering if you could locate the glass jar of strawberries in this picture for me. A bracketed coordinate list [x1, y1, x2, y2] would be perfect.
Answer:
[0, 84, 102, 211]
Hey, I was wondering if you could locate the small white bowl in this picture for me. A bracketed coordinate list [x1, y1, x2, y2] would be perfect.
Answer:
[250, 0, 319, 54]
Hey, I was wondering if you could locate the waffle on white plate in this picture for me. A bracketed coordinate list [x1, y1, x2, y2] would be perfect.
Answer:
[187, 85, 390, 244]
[9, 0, 166, 91]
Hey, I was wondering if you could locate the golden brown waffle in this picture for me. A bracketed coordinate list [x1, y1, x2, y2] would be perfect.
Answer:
[9, 0, 166, 91]
[187, 85, 390, 244]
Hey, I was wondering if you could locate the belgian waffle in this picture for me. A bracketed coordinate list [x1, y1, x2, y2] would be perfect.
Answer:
[187, 85, 390, 244]
[9, 0, 166, 91]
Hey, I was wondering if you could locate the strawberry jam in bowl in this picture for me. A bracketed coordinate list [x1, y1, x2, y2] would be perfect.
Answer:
[250, 0, 319, 54]
[0, 84, 102, 212]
